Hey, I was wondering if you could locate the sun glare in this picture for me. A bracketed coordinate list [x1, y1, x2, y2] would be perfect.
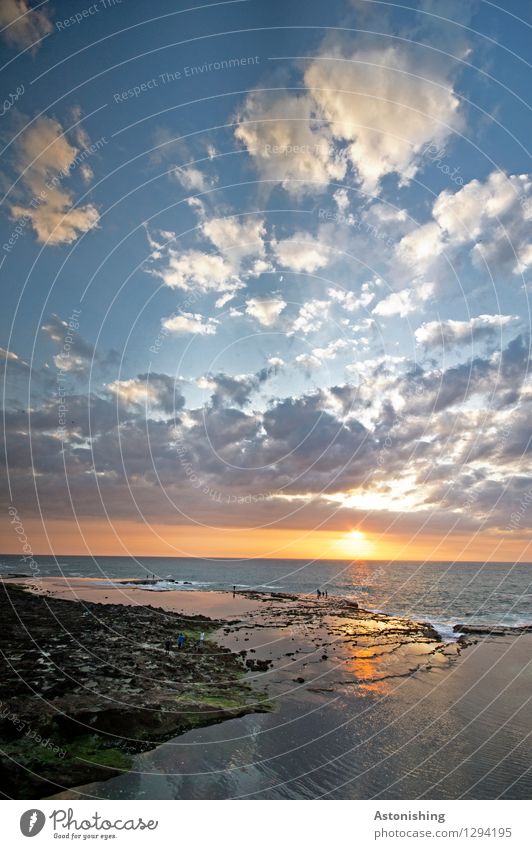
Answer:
[335, 529, 375, 558]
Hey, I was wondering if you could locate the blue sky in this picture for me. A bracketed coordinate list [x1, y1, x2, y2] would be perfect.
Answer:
[1, 0, 531, 559]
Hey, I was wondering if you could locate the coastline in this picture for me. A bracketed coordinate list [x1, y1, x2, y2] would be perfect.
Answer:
[1, 577, 530, 800]
[0, 580, 271, 798]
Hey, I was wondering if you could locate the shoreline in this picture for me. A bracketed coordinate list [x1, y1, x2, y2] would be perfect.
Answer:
[1, 576, 529, 800]
[0, 581, 272, 798]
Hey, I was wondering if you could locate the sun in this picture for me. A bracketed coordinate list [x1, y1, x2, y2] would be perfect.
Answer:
[334, 529, 375, 558]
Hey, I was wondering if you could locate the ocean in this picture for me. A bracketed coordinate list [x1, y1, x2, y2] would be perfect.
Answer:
[2, 554, 531, 639]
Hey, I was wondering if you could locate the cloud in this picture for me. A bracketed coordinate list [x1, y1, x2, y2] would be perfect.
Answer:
[151, 247, 239, 294]
[328, 282, 376, 313]
[398, 171, 532, 277]
[3, 335, 531, 534]
[107, 373, 185, 415]
[290, 299, 330, 335]
[295, 342, 348, 373]
[162, 312, 219, 335]
[372, 283, 433, 318]
[202, 216, 266, 264]
[235, 91, 346, 196]
[8, 117, 99, 245]
[245, 296, 287, 326]
[273, 232, 330, 272]
[396, 222, 444, 270]
[415, 315, 518, 349]
[0, 0, 52, 51]
[173, 165, 215, 193]
[235, 45, 461, 195]
[201, 365, 278, 408]
[304, 46, 461, 193]
[41, 314, 118, 377]
[147, 213, 266, 297]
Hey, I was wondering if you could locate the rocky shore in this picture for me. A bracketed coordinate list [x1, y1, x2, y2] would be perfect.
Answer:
[0, 583, 270, 799]
[1, 577, 472, 800]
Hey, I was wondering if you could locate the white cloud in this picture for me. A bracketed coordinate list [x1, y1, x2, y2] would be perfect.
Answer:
[398, 171, 532, 276]
[295, 353, 322, 371]
[245, 297, 287, 326]
[162, 312, 219, 335]
[328, 283, 376, 312]
[291, 299, 330, 334]
[273, 232, 330, 272]
[202, 216, 266, 263]
[234, 91, 346, 196]
[305, 46, 461, 193]
[8, 117, 99, 245]
[173, 165, 214, 193]
[148, 213, 266, 296]
[396, 222, 444, 269]
[235, 45, 461, 196]
[373, 282, 433, 318]
[152, 248, 239, 294]
[415, 314, 518, 348]
[312, 339, 348, 360]
[106, 375, 180, 413]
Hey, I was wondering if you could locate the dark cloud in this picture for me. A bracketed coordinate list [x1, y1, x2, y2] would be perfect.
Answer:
[2, 332, 531, 535]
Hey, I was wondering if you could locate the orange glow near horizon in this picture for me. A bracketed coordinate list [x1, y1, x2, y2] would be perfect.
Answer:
[2, 518, 531, 563]
[333, 529, 376, 559]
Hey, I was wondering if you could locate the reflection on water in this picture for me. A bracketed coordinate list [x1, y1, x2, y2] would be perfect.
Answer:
[2, 555, 530, 629]
[48, 595, 532, 801]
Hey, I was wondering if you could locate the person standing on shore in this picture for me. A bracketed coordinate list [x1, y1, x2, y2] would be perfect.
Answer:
[177, 633, 186, 650]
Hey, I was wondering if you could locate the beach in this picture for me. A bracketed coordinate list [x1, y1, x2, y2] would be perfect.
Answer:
[1, 576, 531, 799]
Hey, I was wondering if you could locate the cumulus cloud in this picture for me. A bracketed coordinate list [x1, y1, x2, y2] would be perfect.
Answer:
[372, 283, 434, 318]
[235, 91, 346, 196]
[328, 282, 376, 313]
[235, 45, 461, 195]
[305, 46, 461, 192]
[273, 232, 330, 272]
[202, 216, 266, 264]
[290, 299, 330, 335]
[3, 333, 531, 534]
[296, 340, 348, 372]
[245, 296, 287, 326]
[151, 247, 239, 294]
[201, 365, 278, 408]
[162, 312, 219, 335]
[41, 314, 118, 377]
[147, 213, 266, 297]
[415, 314, 518, 349]
[8, 117, 99, 245]
[107, 373, 185, 414]
[398, 171, 532, 277]
[0, 0, 52, 50]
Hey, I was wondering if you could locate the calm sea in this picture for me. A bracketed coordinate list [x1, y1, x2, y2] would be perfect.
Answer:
[1, 555, 531, 638]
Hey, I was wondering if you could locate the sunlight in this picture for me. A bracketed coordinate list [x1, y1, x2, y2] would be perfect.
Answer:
[334, 529, 375, 558]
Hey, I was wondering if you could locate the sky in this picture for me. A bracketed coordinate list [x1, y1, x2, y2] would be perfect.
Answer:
[1, 0, 531, 562]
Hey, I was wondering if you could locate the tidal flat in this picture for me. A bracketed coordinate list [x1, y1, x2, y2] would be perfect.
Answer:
[1, 578, 530, 800]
